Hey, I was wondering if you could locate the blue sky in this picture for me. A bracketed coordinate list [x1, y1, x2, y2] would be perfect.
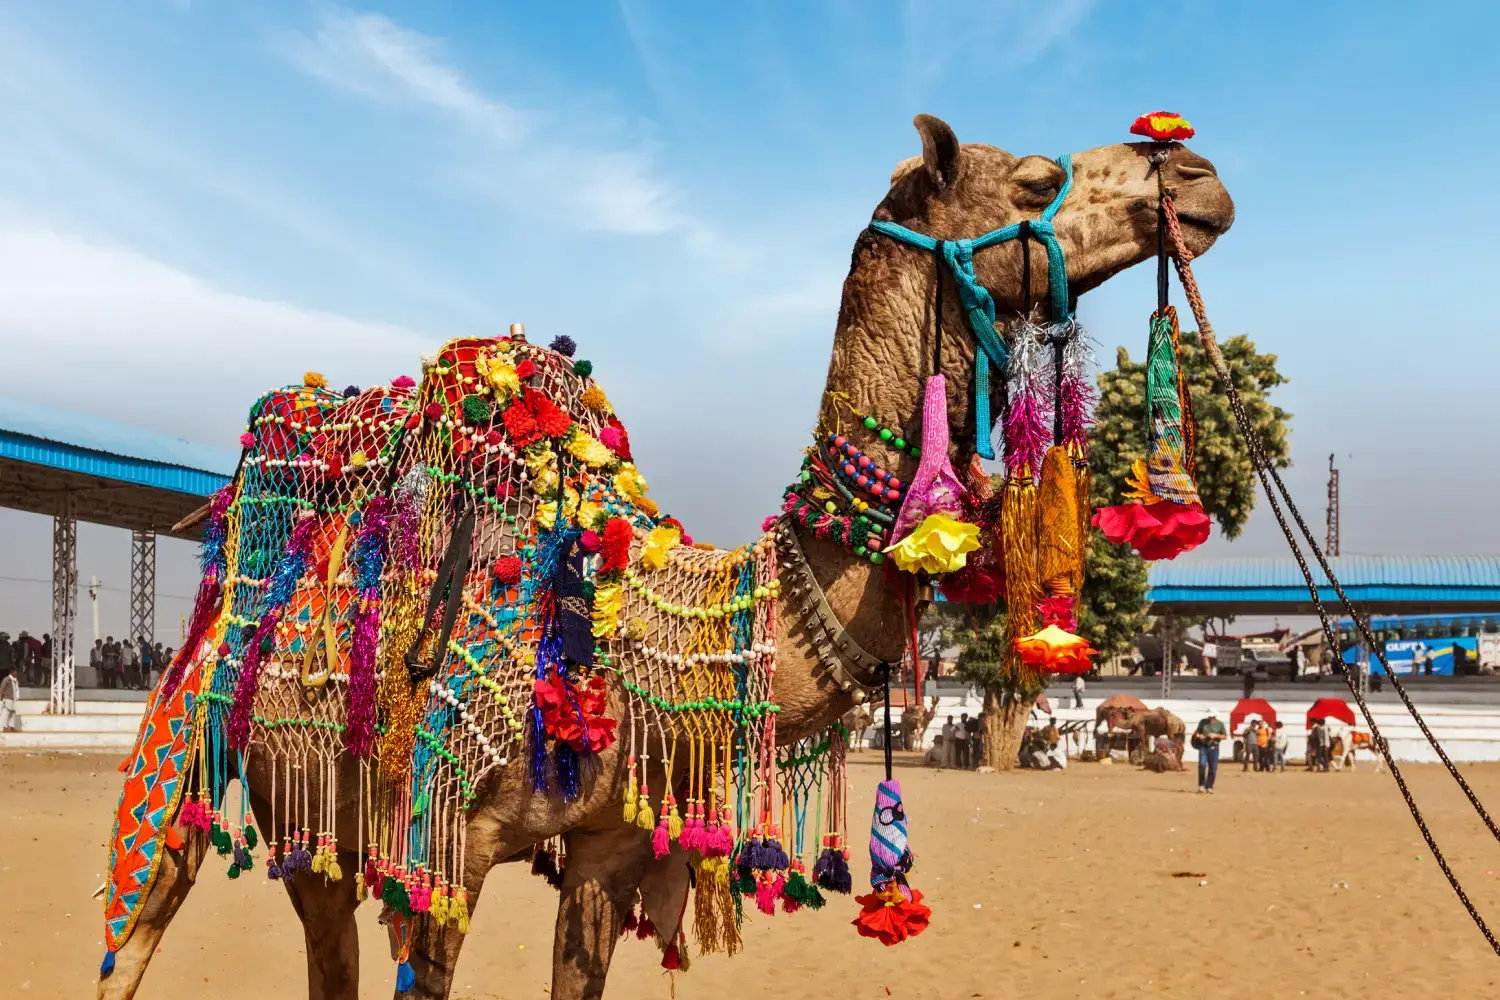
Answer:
[1, 0, 1498, 638]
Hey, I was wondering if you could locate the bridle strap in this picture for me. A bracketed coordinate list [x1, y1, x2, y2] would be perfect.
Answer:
[868, 154, 1074, 459]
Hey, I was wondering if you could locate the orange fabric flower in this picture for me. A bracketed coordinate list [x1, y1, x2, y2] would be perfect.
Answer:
[1013, 624, 1096, 676]
[1130, 111, 1195, 142]
[852, 886, 930, 946]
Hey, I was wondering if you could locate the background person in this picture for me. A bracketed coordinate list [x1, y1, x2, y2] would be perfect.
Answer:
[1194, 711, 1227, 793]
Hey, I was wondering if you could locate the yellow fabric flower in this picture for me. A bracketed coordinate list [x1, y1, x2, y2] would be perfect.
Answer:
[1122, 459, 1154, 503]
[613, 464, 648, 502]
[581, 386, 611, 412]
[578, 499, 606, 531]
[887, 513, 980, 575]
[592, 583, 623, 638]
[641, 525, 681, 571]
[475, 354, 521, 402]
[525, 446, 558, 493]
[535, 486, 580, 530]
[566, 431, 614, 468]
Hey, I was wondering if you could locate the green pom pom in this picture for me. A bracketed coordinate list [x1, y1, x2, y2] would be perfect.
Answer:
[572, 359, 593, 377]
[461, 394, 492, 423]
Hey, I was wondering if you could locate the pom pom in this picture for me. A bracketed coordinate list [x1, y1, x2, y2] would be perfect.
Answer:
[624, 617, 649, 642]
[601, 518, 633, 574]
[343, 384, 360, 397]
[423, 402, 442, 421]
[391, 374, 416, 389]
[1130, 111, 1195, 142]
[572, 359, 593, 377]
[239, 431, 255, 448]
[761, 514, 781, 533]
[515, 358, 536, 379]
[549, 335, 577, 356]
[579, 529, 600, 552]
[581, 386, 610, 411]
[304, 371, 327, 389]
[461, 394, 492, 424]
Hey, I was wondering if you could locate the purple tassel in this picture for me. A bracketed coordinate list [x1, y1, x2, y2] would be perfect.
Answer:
[227, 611, 279, 749]
[554, 742, 581, 801]
[814, 847, 852, 893]
[528, 704, 550, 792]
[267, 857, 283, 880]
[346, 497, 391, 758]
[165, 485, 236, 692]
[759, 837, 789, 871]
[1003, 384, 1050, 479]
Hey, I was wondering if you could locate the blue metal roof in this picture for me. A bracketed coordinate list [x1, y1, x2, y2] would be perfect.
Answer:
[1147, 556, 1500, 611]
[0, 396, 236, 497]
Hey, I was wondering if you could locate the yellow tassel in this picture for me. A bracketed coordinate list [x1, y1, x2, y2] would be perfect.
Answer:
[355, 872, 367, 902]
[1036, 447, 1081, 595]
[454, 891, 471, 934]
[1001, 476, 1041, 685]
[635, 795, 655, 831]
[326, 857, 343, 882]
[431, 886, 449, 923]
[667, 803, 683, 840]
[311, 848, 327, 874]
[624, 773, 638, 824]
[1073, 462, 1092, 594]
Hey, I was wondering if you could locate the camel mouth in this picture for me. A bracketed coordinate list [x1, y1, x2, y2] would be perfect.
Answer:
[1174, 209, 1232, 235]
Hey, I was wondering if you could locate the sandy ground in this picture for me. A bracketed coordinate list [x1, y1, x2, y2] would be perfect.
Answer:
[5, 751, 1500, 999]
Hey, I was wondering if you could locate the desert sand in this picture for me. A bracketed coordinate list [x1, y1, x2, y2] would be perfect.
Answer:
[4, 750, 1500, 999]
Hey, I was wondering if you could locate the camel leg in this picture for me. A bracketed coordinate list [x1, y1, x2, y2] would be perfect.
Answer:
[551, 824, 656, 1000]
[279, 848, 363, 1000]
[97, 835, 205, 1000]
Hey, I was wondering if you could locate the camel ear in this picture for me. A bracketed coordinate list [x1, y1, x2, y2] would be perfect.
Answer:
[914, 114, 963, 191]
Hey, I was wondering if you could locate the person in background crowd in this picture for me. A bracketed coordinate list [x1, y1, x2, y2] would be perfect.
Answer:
[162, 647, 175, 678]
[153, 643, 167, 682]
[1308, 718, 1330, 771]
[1095, 715, 1111, 758]
[1241, 719, 1260, 772]
[1424, 648, 1434, 676]
[138, 637, 154, 688]
[1128, 645, 1144, 676]
[102, 636, 120, 690]
[1194, 710, 1227, 793]
[1043, 716, 1065, 769]
[956, 713, 973, 769]
[941, 715, 957, 768]
[1273, 721, 1289, 771]
[16, 631, 38, 686]
[1288, 644, 1301, 683]
[964, 711, 981, 768]
[90, 638, 105, 687]
[39, 633, 53, 685]
[1072, 673, 1085, 708]
[122, 640, 141, 690]
[0, 665, 20, 732]
[1255, 717, 1271, 771]
[0, 633, 13, 682]
[1410, 642, 1427, 676]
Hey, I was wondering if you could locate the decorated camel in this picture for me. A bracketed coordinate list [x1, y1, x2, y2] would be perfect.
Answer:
[98, 114, 1232, 1000]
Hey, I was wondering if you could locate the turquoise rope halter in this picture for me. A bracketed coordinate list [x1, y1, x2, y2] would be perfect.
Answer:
[868, 154, 1074, 459]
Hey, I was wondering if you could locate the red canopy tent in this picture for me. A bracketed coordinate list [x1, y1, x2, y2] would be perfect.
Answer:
[1306, 697, 1356, 728]
[1231, 698, 1278, 733]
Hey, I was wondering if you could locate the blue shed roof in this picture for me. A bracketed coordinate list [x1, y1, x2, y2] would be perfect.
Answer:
[1147, 556, 1500, 612]
[0, 396, 236, 497]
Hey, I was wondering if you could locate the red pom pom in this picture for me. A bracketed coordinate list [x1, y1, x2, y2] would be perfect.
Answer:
[501, 403, 540, 448]
[239, 431, 255, 448]
[580, 529, 601, 552]
[604, 415, 633, 461]
[526, 391, 572, 439]
[424, 402, 443, 420]
[515, 358, 536, 379]
[601, 518, 633, 574]
[493, 556, 522, 585]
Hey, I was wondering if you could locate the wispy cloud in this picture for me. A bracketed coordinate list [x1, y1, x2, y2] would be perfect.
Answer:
[282, 5, 691, 236]
[898, 0, 1097, 93]
[0, 224, 435, 444]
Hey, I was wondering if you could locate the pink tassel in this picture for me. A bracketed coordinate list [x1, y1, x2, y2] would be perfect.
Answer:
[652, 818, 671, 859]
[227, 611, 280, 750]
[755, 879, 778, 915]
[710, 823, 734, 857]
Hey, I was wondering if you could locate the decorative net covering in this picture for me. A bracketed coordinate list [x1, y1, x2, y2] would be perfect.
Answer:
[106, 332, 850, 962]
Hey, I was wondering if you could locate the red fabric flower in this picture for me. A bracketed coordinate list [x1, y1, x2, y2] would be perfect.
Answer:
[601, 416, 632, 461]
[493, 556, 522, 585]
[514, 358, 536, 379]
[391, 375, 416, 389]
[939, 561, 1005, 605]
[533, 674, 617, 753]
[601, 518, 633, 574]
[526, 391, 572, 439]
[502, 402, 541, 448]
[1014, 624, 1096, 676]
[1092, 500, 1210, 561]
[852, 887, 930, 946]
[1037, 594, 1077, 631]
[1130, 111, 1195, 142]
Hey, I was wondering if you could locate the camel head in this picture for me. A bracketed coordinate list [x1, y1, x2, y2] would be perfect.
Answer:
[877, 114, 1234, 313]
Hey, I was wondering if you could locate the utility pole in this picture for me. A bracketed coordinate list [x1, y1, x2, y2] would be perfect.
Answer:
[1326, 453, 1340, 556]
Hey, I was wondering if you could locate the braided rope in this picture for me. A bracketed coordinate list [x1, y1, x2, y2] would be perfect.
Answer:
[1163, 196, 1500, 956]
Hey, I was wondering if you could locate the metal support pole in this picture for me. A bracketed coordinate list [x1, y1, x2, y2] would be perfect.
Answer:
[1162, 613, 1175, 701]
[49, 496, 77, 714]
[130, 531, 157, 645]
